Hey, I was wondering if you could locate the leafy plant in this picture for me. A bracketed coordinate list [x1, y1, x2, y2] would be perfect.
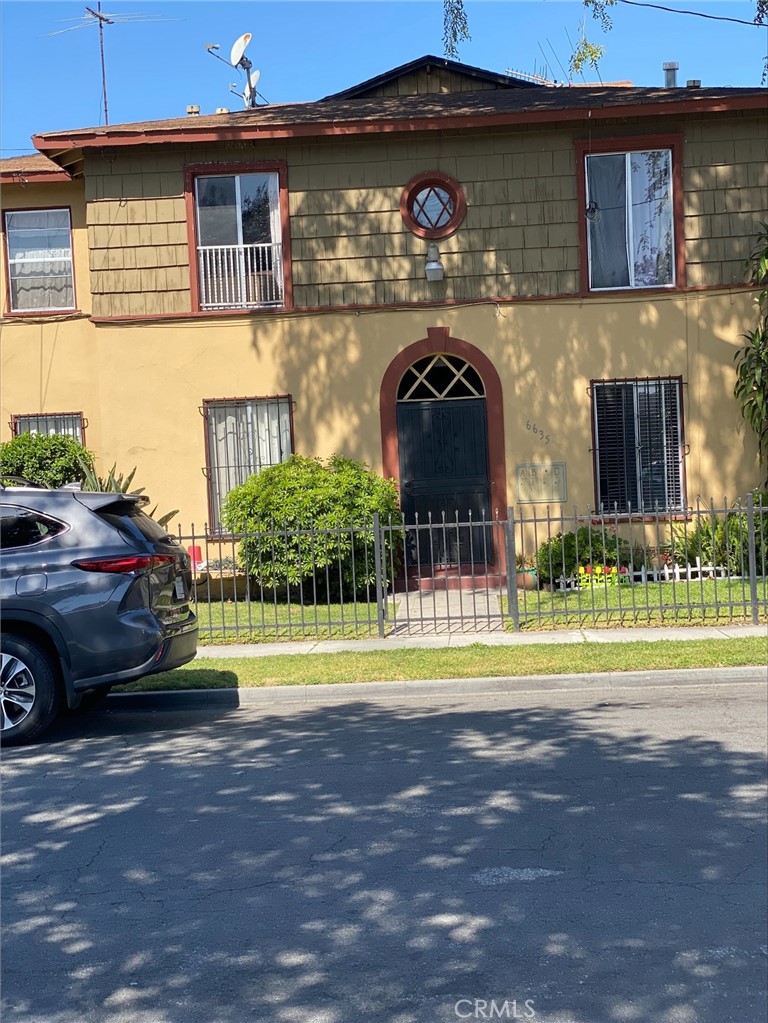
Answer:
[222, 455, 402, 599]
[734, 222, 768, 484]
[535, 525, 633, 584]
[0, 433, 93, 488]
[672, 493, 768, 574]
[77, 456, 178, 529]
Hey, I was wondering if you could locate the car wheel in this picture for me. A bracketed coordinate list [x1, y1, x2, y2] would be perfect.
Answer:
[0, 636, 61, 746]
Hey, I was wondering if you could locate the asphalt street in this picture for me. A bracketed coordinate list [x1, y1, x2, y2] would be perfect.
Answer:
[2, 672, 767, 1023]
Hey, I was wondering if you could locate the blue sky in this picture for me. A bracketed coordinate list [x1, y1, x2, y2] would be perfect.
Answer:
[1, 1, 765, 155]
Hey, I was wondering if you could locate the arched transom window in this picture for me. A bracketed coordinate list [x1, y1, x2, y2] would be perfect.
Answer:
[397, 354, 486, 402]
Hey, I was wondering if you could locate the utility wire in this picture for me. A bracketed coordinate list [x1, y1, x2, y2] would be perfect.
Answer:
[618, 0, 764, 28]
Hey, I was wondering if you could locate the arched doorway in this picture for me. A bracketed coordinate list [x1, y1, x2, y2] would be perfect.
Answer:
[380, 328, 507, 575]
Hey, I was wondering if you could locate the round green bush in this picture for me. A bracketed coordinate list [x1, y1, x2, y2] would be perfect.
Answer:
[222, 455, 402, 599]
[535, 525, 632, 583]
[0, 433, 93, 489]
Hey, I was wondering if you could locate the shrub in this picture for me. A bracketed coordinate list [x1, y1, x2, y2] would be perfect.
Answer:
[222, 455, 402, 599]
[672, 492, 768, 574]
[0, 433, 93, 488]
[535, 525, 632, 584]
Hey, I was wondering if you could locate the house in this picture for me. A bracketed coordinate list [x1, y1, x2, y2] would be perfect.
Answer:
[1, 54, 766, 575]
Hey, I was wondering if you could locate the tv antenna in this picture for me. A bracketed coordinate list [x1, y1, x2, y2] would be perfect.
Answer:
[206, 32, 266, 108]
[44, 4, 178, 125]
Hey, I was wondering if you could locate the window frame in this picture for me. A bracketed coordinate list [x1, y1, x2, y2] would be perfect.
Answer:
[2, 205, 77, 316]
[201, 393, 295, 531]
[184, 162, 293, 314]
[575, 135, 685, 296]
[590, 375, 688, 515]
[11, 411, 87, 443]
[400, 171, 467, 240]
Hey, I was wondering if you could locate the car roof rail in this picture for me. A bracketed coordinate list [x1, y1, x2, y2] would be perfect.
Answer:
[0, 476, 50, 490]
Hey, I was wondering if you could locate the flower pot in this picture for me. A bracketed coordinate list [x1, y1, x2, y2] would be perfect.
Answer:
[515, 570, 539, 591]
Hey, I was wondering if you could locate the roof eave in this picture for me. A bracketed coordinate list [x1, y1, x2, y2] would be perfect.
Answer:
[32, 93, 768, 157]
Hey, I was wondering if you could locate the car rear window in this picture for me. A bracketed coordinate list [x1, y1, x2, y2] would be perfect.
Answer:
[97, 504, 178, 546]
[0, 506, 68, 549]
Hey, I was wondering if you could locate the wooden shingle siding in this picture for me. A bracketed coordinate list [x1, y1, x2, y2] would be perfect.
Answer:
[79, 110, 766, 317]
[683, 111, 767, 287]
[369, 69, 500, 98]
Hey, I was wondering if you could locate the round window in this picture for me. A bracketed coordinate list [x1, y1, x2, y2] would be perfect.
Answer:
[400, 172, 466, 240]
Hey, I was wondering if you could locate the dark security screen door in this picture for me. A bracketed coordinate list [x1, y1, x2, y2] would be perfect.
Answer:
[397, 398, 493, 567]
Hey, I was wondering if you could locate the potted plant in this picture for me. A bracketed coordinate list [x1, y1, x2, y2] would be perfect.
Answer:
[515, 553, 539, 591]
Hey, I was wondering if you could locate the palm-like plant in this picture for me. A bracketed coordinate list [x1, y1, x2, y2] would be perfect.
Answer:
[734, 223, 768, 485]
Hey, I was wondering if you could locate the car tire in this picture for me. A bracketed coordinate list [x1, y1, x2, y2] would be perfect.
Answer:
[0, 636, 61, 746]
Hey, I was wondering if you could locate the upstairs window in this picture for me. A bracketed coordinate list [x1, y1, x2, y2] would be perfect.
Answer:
[584, 148, 675, 291]
[194, 172, 284, 310]
[202, 396, 293, 530]
[592, 377, 685, 514]
[4, 209, 75, 313]
[13, 411, 86, 443]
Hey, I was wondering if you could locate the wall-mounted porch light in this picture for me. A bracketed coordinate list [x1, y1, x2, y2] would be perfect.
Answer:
[425, 242, 444, 282]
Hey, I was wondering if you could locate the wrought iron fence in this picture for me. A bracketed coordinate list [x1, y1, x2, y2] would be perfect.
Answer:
[178, 493, 768, 642]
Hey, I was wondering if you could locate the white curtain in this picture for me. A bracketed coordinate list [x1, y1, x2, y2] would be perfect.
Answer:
[207, 398, 292, 528]
[587, 150, 673, 290]
[5, 209, 74, 311]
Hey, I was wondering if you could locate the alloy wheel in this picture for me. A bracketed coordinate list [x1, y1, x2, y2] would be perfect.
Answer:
[0, 653, 36, 732]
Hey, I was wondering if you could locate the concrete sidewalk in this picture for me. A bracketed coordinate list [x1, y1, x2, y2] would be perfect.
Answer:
[197, 623, 767, 659]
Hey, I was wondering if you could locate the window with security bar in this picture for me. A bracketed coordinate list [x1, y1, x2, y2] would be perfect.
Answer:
[13, 412, 86, 443]
[194, 172, 284, 310]
[203, 396, 293, 530]
[4, 209, 75, 312]
[592, 377, 685, 513]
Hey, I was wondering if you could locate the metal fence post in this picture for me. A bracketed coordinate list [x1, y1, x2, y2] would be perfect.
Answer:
[373, 512, 386, 638]
[505, 506, 520, 632]
[746, 492, 759, 626]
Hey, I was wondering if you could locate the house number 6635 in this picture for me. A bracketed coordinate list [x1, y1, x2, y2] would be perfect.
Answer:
[526, 420, 551, 445]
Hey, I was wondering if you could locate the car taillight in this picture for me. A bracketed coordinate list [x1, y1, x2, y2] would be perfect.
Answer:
[73, 555, 176, 574]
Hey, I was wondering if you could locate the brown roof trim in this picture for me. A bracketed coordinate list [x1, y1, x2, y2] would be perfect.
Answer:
[0, 153, 73, 184]
[321, 54, 541, 99]
[0, 169, 73, 184]
[32, 93, 767, 154]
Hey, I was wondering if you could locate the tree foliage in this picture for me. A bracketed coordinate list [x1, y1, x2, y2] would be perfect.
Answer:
[222, 455, 402, 599]
[0, 433, 93, 489]
[734, 223, 768, 484]
[443, 0, 767, 79]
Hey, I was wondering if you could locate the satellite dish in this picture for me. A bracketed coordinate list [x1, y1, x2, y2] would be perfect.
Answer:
[230, 32, 251, 67]
[243, 69, 261, 102]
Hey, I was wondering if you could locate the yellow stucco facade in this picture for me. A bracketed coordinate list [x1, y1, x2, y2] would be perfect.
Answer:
[1, 64, 766, 531]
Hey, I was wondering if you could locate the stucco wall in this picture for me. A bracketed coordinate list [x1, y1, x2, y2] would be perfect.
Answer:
[78, 109, 767, 318]
[1, 290, 761, 527]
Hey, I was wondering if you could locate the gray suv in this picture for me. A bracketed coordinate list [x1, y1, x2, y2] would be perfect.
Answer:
[1, 482, 197, 745]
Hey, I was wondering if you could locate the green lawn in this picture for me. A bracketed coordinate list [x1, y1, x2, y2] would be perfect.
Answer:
[116, 636, 768, 691]
[509, 577, 768, 630]
[194, 597, 398, 644]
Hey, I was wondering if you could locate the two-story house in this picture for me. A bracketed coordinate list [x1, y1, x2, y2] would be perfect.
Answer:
[2, 55, 767, 574]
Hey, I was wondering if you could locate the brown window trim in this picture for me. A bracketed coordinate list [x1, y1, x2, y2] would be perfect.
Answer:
[400, 171, 467, 240]
[574, 134, 686, 297]
[1, 205, 78, 317]
[11, 410, 88, 444]
[184, 162, 294, 315]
